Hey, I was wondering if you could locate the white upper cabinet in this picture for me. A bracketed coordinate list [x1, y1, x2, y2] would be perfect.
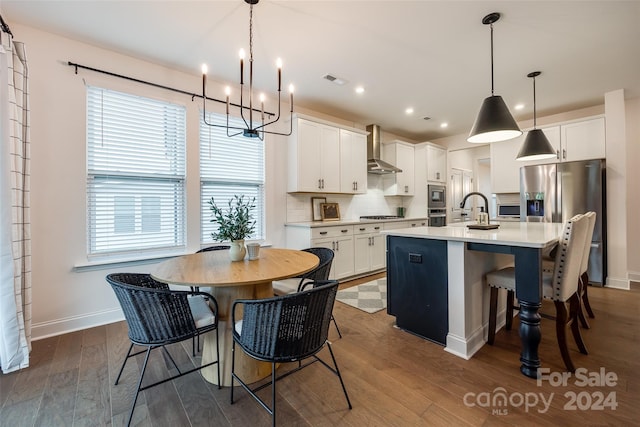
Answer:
[560, 117, 606, 162]
[382, 141, 415, 196]
[490, 116, 606, 194]
[426, 144, 447, 183]
[288, 115, 367, 194]
[340, 129, 367, 194]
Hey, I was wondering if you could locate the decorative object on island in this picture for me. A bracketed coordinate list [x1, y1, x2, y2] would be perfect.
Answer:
[199, 0, 294, 140]
[208, 195, 256, 261]
[311, 196, 327, 221]
[468, 12, 522, 143]
[320, 202, 340, 221]
[516, 71, 557, 161]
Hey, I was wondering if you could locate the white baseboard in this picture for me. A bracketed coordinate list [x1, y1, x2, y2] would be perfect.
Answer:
[31, 308, 124, 341]
[627, 271, 640, 282]
[606, 276, 631, 290]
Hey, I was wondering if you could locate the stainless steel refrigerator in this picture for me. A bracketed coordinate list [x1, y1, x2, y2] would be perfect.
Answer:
[520, 159, 606, 284]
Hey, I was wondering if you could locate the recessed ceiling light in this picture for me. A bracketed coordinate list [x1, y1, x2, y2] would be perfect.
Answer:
[440, 122, 448, 128]
[355, 86, 365, 94]
[514, 103, 525, 110]
[405, 107, 414, 115]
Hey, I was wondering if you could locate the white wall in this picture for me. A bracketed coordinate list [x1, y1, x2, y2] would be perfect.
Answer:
[626, 98, 640, 281]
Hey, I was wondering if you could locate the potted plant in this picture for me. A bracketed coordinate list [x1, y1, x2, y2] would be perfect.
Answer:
[208, 195, 256, 261]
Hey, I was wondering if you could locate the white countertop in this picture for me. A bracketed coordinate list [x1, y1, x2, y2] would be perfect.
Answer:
[381, 221, 564, 248]
[285, 217, 428, 228]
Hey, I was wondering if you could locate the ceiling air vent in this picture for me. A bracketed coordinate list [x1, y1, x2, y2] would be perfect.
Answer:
[323, 74, 347, 85]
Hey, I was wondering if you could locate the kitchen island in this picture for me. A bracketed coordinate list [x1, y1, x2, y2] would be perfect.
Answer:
[382, 221, 564, 379]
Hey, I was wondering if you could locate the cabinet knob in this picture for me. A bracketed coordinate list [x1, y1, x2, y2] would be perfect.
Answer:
[374, 226, 380, 230]
[341, 229, 348, 233]
[320, 231, 328, 235]
[359, 227, 366, 231]
[318, 179, 322, 189]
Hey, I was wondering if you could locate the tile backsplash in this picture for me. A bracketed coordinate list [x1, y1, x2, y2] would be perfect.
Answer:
[286, 175, 404, 222]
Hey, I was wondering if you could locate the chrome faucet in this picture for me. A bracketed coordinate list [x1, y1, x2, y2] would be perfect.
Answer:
[460, 192, 489, 216]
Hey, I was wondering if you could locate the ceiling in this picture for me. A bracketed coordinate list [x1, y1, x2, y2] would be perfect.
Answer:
[2, 1, 639, 142]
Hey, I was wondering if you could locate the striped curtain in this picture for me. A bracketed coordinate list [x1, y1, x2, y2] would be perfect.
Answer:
[0, 28, 31, 373]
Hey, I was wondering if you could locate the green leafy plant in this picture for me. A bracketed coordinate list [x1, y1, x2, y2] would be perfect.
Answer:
[209, 195, 256, 242]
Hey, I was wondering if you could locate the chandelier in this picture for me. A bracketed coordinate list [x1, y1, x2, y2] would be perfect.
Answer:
[200, 0, 293, 140]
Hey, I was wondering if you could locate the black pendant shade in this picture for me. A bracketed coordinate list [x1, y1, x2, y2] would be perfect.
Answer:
[468, 95, 522, 143]
[516, 129, 556, 161]
[516, 71, 557, 161]
[468, 12, 522, 144]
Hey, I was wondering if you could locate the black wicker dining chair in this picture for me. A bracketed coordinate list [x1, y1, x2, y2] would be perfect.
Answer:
[106, 273, 221, 427]
[272, 247, 342, 338]
[230, 279, 352, 426]
[189, 245, 231, 355]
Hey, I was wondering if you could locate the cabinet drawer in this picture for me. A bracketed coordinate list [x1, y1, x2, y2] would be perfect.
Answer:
[311, 225, 353, 239]
[354, 223, 383, 235]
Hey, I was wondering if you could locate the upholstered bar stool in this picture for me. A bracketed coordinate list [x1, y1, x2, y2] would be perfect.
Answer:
[542, 211, 596, 329]
[486, 213, 590, 372]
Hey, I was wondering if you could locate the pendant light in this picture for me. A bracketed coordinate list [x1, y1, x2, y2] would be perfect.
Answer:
[468, 12, 522, 143]
[516, 71, 556, 161]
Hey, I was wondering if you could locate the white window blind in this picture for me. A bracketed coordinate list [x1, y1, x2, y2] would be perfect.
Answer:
[87, 86, 186, 256]
[200, 112, 265, 243]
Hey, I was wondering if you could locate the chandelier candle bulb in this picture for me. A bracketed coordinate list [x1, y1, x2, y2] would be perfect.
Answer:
[225, 86, 231, 114]
[201, 64, 207, 96]
[277, 58, 282, 91]
[239, 49, 245, 85]
[289, 84, 294, 111]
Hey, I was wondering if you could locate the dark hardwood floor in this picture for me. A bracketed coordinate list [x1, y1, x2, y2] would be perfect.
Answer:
[1, 275, 638, 426]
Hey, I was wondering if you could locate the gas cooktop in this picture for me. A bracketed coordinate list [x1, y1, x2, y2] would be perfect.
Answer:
[359, 215, 403, 220]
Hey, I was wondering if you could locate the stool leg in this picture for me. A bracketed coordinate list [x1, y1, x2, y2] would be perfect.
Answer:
[505, 290, 515, 330]
[581, 272, 595, 318]
[577, 277, 590, 329]
[554, 300, 576, 373]
[569, 293, 589, 355]
[488, 286, 498, 345]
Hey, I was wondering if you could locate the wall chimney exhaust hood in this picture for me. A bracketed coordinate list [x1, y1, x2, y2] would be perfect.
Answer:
[366, 124, 402, 174]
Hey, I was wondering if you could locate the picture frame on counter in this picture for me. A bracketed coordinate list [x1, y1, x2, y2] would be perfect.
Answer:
[311, 197, 326, 221]
[320, 202, 340, 221]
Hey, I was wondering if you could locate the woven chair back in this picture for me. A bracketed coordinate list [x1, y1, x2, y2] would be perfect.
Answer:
[236, 280, 338, 363]
[301, 247, 334, 281]
[106, 273, 198, 346]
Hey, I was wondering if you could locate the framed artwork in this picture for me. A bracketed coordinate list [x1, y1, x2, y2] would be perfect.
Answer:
[311, 197, 327, 221]
[320, 202, 340, 221]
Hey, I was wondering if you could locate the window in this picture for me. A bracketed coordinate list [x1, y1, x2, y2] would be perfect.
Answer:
[87, 86, 186, 256]
[200, 113, 265, 243]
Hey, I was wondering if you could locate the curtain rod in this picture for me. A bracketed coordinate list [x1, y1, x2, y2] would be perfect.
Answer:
[67, 61, 275, 117]
[0, 14, 13, 37]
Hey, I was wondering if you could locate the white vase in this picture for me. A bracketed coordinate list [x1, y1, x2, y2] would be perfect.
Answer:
[229, 240, 246, 261]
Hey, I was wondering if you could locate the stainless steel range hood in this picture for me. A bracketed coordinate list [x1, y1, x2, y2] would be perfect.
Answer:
[366, 124, 402, 174]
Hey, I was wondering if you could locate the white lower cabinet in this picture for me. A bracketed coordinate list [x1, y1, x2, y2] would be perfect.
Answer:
[311, 234, 355, 280]
[353, 223, 385, 275]
[286, 224, 354, 280]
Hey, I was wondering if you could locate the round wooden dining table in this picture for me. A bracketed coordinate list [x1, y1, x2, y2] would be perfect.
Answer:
[151, 247, 319, 386]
